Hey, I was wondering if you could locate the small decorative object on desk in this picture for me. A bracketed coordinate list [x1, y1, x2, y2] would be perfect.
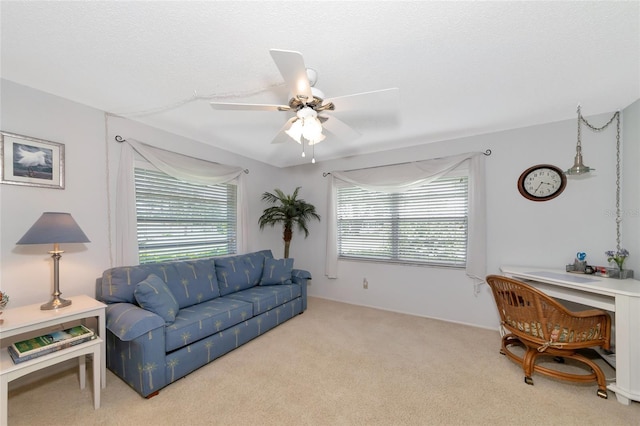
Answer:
[566, 252, 592, 273]
[605, 248, 633, 279]
[0, 291, 8, 324]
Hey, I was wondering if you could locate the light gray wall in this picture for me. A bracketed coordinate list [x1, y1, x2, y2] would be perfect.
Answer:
[284, 101, 640, 329]
[1, 80, 111, 308]
[0, 79, 287, 307]
[621, 99, 640, 276]
[2, 78, 638, 330]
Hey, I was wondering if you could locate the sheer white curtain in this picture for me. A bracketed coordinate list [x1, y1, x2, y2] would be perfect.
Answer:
[115, 138, 247, 266]
[325, 152, 486, 285]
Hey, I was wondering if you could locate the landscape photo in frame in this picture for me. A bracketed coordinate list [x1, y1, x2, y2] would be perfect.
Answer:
[0, 131, 65, 189]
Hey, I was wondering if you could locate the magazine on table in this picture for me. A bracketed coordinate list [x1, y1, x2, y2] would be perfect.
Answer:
[8, 334, 97, 364]
[10, 324, 95, 358]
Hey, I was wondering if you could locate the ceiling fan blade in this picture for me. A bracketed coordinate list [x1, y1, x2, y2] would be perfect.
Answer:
[321, 115, 362, 143]
[271, 117, 297, 144]
[269, 49, 313, 102]
[325, 88, 400, 113]
[210, 102, 290, 112]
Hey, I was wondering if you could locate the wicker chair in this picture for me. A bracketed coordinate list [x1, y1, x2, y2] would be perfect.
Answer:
[486, 274, 612, 398]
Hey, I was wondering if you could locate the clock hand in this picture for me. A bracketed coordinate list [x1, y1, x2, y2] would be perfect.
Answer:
[533, 182, 543, 194]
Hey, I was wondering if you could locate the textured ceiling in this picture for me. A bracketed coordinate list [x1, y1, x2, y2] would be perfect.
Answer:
[1, 1, 638, 167]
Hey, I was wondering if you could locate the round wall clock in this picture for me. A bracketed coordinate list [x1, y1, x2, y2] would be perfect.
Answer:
[517, 164, 567, 202]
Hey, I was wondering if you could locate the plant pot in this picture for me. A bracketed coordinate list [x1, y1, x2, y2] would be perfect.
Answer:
[606, 268, 634, 279]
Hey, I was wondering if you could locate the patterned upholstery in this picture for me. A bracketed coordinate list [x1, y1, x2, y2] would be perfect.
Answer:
[165, 298, 253, 352]
[216, 251, 270, 295]
[260, 258, 294, 285]
[99, 257, 221, 309]
[134, 274, 180, 325]
[225, 284, 301, 315]
[105, 302, 165, 341]
[96, 250, 311, 398]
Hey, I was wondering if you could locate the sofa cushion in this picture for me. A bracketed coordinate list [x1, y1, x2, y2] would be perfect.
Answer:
[260, 258, 294, 286]
[216, 252, 270, 295]
[223, 284, 301, 316]
[134, 274, 180, 325]
[165, 298, 253, 352]
[99, 258, 220, 308]
[166, 258, 221, 308]
[100, 265, 155, 304]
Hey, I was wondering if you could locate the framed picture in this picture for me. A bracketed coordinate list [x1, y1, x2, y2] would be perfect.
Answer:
[0, 131, 65, 189]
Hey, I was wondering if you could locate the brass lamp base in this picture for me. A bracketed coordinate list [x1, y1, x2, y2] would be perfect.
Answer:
[41, 295, 72, 310]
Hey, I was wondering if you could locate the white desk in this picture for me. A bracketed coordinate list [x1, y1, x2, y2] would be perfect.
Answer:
[501, 266, 640, 405]
[0, 295, 107, 425]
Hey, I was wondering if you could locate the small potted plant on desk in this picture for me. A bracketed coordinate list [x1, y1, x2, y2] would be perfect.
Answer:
[605, 248, 633, 279]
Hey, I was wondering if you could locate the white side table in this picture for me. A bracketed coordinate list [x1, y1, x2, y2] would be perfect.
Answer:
[0, 295, 107, 425]
[0, 337, 102, 425]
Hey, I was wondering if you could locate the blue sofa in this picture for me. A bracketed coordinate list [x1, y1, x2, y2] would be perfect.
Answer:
[95, 250, 310, 398]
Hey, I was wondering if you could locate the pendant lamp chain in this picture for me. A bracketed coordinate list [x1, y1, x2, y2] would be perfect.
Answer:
[615, 114, 621, 252]
[575, 106, 622, 251]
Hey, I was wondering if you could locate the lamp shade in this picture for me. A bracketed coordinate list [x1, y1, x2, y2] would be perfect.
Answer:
[17, 212, 90, 245]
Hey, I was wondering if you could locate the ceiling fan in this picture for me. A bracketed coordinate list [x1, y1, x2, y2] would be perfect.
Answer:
[210, 49, 399, 160]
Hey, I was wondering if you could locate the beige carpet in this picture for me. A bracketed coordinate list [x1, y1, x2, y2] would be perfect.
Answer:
[7, 297, 640, 425]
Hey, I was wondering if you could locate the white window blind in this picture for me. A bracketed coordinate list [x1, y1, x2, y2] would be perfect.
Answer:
[337, 175, 468, 266]
[134, 167, 237, 264]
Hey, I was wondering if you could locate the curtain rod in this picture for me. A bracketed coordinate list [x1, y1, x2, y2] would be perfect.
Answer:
[115, 135, 249, 174]
[322, 149, 491, 177]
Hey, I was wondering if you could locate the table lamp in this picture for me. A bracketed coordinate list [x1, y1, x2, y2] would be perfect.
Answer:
[16, 212, 90, 310]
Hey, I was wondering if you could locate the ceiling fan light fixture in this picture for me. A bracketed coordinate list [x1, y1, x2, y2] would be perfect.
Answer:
[211, 49, 399, 165]
[302, 117, 323, 141]
[297, 107, 316, 119]
[308, 132, 326, 146]
[285, 119, 303, 143]
[285, 107, 324, 144]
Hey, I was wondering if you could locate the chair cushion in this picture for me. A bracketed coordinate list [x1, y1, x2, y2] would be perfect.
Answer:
[260, 258, 294, 285]
[134, 274, 180, 325]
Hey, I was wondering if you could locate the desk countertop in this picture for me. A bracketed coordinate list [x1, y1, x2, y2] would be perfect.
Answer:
[500, 265, 640, 298]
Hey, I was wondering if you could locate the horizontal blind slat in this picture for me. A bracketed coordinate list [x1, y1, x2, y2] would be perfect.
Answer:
[135, 168, 237, 264]
[337, 175, 468, 266]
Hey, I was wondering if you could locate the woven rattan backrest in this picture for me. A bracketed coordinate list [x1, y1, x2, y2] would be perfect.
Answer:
[486, 275, 611, 349]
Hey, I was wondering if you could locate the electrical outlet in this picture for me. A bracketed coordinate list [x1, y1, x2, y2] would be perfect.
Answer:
[363, 278, 368, 289]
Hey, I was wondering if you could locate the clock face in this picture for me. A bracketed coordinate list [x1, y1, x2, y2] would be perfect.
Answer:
[517, 164, 567, 201]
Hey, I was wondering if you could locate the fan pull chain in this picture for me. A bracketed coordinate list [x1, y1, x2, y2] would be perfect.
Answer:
[312, 142, 316, 164]
[301, 141, 306, 157]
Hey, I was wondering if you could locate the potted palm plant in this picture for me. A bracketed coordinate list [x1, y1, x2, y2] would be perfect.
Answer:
[259, 187, 320, 258]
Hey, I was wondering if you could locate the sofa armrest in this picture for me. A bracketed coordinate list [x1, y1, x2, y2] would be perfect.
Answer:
[105, 307, 167, 397]
[291, 269, 311, 311]
[106, 302, 165, 341]
[292, 269, 312, 281]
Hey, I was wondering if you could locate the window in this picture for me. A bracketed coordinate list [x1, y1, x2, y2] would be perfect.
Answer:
[336, 174, 468, 267]
[134, 167, 237, 264]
